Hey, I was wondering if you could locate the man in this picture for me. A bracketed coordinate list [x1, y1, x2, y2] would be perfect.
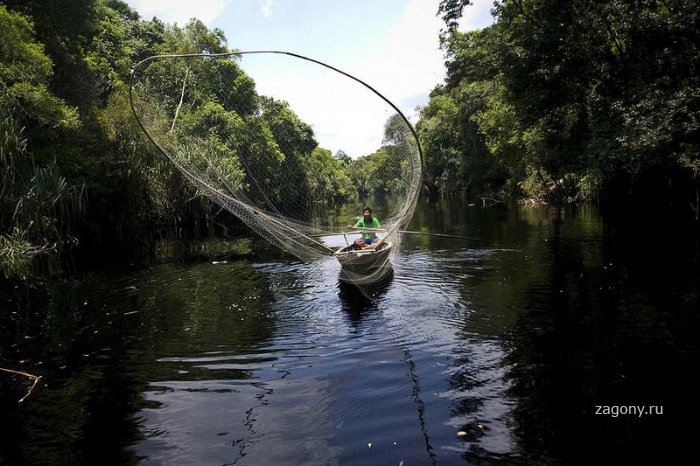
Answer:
[351, 207, 381, 249]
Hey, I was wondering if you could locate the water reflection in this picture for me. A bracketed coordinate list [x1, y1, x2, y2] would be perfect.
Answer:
[129, 247, 511, 465]
[387, 250, 519, 463]
[2, 203, 698, 465]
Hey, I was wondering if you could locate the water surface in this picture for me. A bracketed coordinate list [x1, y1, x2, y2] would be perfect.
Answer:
[1, 202, 698, 465]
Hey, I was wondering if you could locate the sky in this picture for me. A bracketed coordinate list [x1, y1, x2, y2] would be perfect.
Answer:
[124, 0, 495, 157]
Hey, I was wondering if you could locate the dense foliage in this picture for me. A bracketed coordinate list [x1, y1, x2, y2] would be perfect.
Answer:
[0, 0, 379, 277]
[422, 0, 699, 214]
[1, 0, 697, 276]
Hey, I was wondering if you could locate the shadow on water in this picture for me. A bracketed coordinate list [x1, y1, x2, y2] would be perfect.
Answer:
[0, 257, 279, 466]
[492, 206, 700, 465]
[337, 267, 441, 466]
[336, 268, 394, 316]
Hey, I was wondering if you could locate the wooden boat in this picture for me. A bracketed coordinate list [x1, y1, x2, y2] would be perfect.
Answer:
[334, 241, 393, 284]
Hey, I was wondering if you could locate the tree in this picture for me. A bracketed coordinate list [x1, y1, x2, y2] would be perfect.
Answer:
[0, 5, 79, 130]
[259, 96, 318, 210]
[334, 150, 352, 166]
[1, 6, 84, 267]
[424, 0, 700, 211]
[418, 27, 508, 198]
[349, 115, 418, 200]
[438, 0, 474, 31]
[303, 148, 354, 203]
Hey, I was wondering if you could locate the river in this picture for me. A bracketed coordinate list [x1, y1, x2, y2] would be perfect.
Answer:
[1, 200, 698, 465]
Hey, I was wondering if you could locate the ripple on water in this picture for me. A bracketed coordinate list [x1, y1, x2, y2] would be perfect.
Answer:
[131, 246, 524, 464]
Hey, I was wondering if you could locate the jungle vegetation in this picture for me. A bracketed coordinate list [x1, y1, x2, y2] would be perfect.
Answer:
[423, 0, 698, 210]
[1, 0, 698, 277]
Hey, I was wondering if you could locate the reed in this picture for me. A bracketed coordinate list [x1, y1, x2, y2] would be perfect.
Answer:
[0, 117, 85, 277]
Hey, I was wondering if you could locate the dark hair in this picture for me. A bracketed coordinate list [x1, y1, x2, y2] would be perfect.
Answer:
[362, 207, 372, 214]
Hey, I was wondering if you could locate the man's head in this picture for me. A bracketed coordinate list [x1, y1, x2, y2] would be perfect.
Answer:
[362, 207, 372, 219]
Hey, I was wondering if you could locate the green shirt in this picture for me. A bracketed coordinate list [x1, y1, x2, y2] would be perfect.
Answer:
[354, 217, 380, 240]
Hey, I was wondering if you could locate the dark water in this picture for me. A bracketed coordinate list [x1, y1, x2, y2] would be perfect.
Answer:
[2, 201, 699, 465]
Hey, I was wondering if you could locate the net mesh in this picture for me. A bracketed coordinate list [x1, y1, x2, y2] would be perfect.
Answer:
[129, 51, 422, 296]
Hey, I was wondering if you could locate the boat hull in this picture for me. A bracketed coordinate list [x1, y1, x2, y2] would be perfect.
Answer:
[334, 242, 393, 284]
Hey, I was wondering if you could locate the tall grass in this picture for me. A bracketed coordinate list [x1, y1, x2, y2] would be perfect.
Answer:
[0, 118, 85, 278]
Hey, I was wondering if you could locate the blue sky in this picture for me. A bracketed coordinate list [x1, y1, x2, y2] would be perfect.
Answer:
[125, 0, 495, 156]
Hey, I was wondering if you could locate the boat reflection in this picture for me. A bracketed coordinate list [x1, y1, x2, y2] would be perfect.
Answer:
[337, 267, 393, 308]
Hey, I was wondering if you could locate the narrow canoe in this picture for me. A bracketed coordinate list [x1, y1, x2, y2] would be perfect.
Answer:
[334, 241, 393, 284]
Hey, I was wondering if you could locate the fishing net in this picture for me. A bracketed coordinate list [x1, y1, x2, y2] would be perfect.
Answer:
[129, 51, 422, 296]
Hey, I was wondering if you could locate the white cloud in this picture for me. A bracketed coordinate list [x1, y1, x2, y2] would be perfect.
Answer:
[125, 0, 495, 157]
[260, 0, 276, 18]
[243, 55, 392, 157]
[357, 0, 494, 109]
[356, 0, 446, 109]
[311, 0, 494, 156]
[458, 0, 496, 31]
[126, 0, 230, 25]
[248, 2, 443, 157]
[242, 1, 495, 157]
